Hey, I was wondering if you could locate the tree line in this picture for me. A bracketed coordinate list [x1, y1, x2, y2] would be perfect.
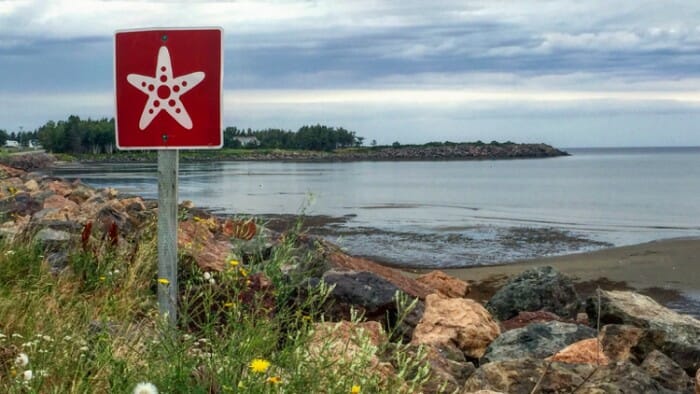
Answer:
[11, 116, 364, 154]
[224, 125, 364, 151]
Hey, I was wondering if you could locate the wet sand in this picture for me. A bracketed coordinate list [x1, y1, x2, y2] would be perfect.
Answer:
[433, 237, 700, 315]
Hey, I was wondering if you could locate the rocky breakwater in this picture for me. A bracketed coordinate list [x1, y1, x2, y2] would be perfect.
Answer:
[0, 163, 698, 393]
[332, 142, 569, 162]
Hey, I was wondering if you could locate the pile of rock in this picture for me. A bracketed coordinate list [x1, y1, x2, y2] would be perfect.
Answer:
[0, 163, 697, 393]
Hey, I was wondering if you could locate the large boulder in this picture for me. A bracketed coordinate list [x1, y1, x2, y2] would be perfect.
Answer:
[641, 350, 693, 392]
[587, 290, 700, 373]
[415, 270, 469, 298]
[412, 293, 500, 359]
[481, 321, 595, 364]
[463, 358, 677, 394]
[321, 270, 403, 321]
[486, 266, 580, 321]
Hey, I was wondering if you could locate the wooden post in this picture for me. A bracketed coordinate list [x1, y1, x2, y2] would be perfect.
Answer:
[157, 149, 179, 326]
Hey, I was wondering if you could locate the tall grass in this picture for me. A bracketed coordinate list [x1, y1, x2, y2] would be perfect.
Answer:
[0, 219, 428, 393]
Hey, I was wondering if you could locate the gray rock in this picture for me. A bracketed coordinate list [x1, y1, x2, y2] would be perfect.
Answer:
[587, 290, 700, 374]
[486, 266, 580, 321]
[641, 350, 692, 392]
[481, 321, 596, 364]
[34, 228, 71, 250]
[46, 250, 69, 274]
[463, 358, 678, 394]
[321, 270, 413, 329]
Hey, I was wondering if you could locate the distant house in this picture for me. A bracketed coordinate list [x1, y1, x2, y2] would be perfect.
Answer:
[4, 140, 19, 148]
[234, 136, 259, 147]
[28, 140, 41, 149]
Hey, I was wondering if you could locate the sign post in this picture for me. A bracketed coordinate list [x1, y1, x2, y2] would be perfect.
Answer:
[115, 28, 223, 326]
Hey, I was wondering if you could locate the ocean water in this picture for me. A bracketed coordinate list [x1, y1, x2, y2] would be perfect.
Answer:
[49, 147, 700, 268]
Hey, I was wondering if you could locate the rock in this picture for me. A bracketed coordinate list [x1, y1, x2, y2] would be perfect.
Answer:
[500, 310, 566, 331]
[326, 247, 433, 299]
[34, 228, 71, 250]
[587, 290, 700, 373]
[696, 368, 699, 394]
[0, 192, 42, 216]
[486, 266, 580, 321]
[417, 345, 476, 394]
[307, 321, 393, 379]
[45, 250, 69, 274]
[481, 321, 596, 364]
[547, 338, 609, 365]
[599, 324, 644, 362]
[178, 220, 231, 272]
[412, 293, 500, 359]
[641, 350, 692, 392]
[415, 270, 469, 298]
[24, 179, 39, 192]
[463, 358, 676, 394]
[321, 270, 404, 323]
[43, 194, 80, 212]
[45, 180, 73, 196]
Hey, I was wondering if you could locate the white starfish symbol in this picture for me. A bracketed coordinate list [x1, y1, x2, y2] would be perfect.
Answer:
[126, 46, 205, 130]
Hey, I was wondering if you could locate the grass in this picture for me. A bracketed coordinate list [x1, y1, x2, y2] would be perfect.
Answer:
[0, 218, 429, 393]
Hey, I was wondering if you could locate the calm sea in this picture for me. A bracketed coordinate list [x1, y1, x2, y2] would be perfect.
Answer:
[49, 147, 700, 268]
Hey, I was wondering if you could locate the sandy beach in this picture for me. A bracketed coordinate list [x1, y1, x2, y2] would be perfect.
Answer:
[431, 237, 700, 315]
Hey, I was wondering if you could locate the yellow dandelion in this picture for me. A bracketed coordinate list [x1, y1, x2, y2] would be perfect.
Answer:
[239, 268, 248, 277]
[266, 376, 282, 384]
[99, 276, 106, 281]
[157, 278, 170, 285]
[249, 358, 271, 373]
[223, 302, 235, 308]
[229, 259, 240, 267]
[351, 384, 361, 394]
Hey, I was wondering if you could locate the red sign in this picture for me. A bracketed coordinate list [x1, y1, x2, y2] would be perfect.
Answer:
[115, 28, 223, 149]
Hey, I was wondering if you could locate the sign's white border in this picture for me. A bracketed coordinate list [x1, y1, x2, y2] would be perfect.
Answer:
[114, 27, 224, 150]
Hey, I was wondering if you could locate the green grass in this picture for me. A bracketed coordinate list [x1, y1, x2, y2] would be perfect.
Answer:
[0, 220, 428, 393]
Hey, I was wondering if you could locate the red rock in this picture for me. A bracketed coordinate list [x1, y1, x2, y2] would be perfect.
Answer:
[43, 194, 79, 211]
[412, 294, 500, 359]
[46, 180, 73, 196]
[178, 220, 231, 271]
[547, 338, 609, 365]
[500, 310, 565, 331]
[416, 270, 470, 298]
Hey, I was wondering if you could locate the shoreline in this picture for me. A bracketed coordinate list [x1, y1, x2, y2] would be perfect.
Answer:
[431, 237, 700, 317]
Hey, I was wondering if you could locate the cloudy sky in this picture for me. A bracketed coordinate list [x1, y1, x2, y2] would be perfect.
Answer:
[1, 0, 700, 147]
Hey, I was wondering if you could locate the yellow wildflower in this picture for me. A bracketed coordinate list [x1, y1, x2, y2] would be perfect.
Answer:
[351, 384, 361, 393]
[99, 276, 106, 281]
[266, 376, 282, 384]
[229, 259, 240, 268]
[249, 358, 271, 373]
[157, 278, 170, 285]
[223, 302, 235, 308]
[239, 268, 248, 277]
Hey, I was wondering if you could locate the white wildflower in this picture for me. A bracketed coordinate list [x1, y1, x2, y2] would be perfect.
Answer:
[208, 278, 216, 285]
[203, 272, 212, 280]
[79, 346, 89, 352]
[11, 333, 23, 339]
[15, 353, 29, 367]
[5, 250, 15, 256]
[63, 335, 73, 342]
[22, 370, 33, 381]
[133, 382, 159, 394]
